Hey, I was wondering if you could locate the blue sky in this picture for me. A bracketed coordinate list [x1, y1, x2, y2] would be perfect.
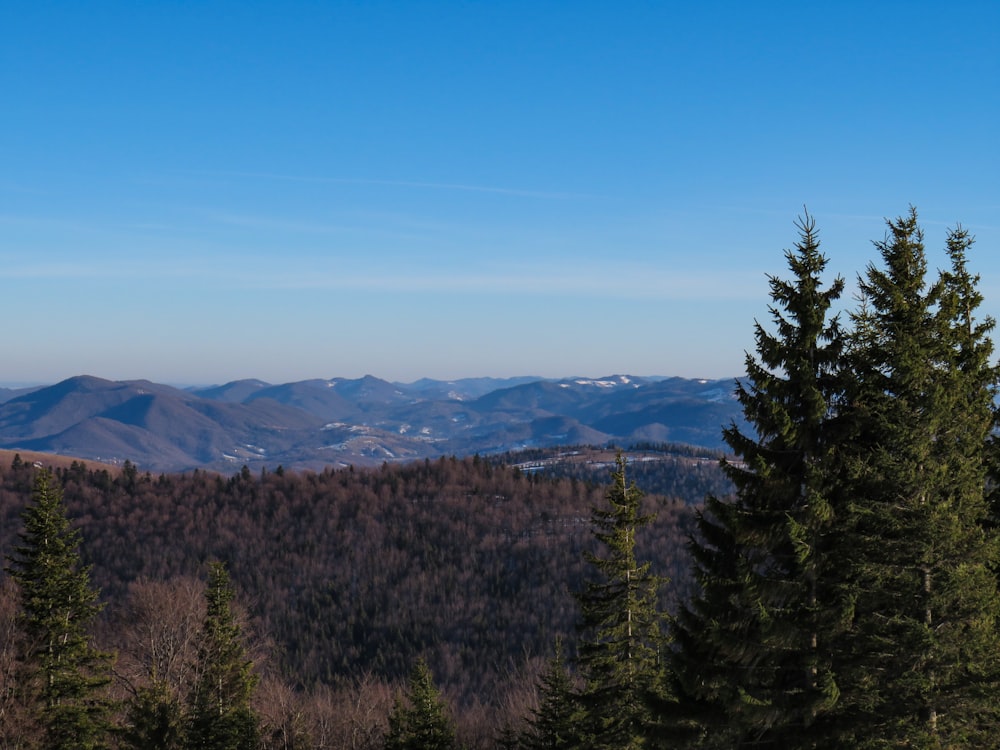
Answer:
[3, 1, 998, 385]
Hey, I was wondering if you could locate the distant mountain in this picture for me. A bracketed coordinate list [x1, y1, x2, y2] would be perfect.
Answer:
[0, 373, 743, 472]
[401, 375, 550, 401]
[0, 384, 44, 405]
[326, 374, 412, 404]
[188, 378, 271, 403]
[244, 379, 359, 421]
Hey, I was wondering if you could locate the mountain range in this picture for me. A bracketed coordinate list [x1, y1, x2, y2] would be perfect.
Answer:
[0, 374, 744, 473]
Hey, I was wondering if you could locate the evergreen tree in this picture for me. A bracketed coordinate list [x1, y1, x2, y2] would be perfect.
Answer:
[5, 469, 111, 750]
[939, 225, 1000, 535]
[121, 679, 185, 750]
[521, 638, 583, 750]
[383, 658, 456, 750]
[495, 723, 522, 750]
[835, 209, 1000, 747]
[575, 453, 665, 749]
[186, 562, 259, 750]
[668, 213, 849, 748]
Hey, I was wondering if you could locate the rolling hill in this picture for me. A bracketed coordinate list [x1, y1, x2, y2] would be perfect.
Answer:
[0, 373, 745, 472]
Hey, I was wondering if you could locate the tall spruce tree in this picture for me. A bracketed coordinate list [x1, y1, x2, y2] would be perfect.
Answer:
[186, 562, 259, 750]
[521, 638, 584, 750]
[383, 658, 457, 750]
[575, 452, 665, 749]
[668, 213, 849, 749]
[5, 469, 111, 750]
[937, 224, 1000, 544]
[835, 209, 1000, 747]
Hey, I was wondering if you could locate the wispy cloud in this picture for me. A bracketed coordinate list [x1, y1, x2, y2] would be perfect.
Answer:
[0, 254, 766, 301]
[0, 255, 232, 281]
[232, 264, 768, 301]
[208, 212, 364, 235]
[0, 261, 119, 279]
[180, 169, 597, 201]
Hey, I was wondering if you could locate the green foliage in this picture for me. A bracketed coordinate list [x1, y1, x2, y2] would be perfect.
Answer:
[186, 562, 259, 750]
[121, 679, 185, 750]
[669, 213, 848, 749]
[575, 453, 665, 749]
[521, 638, 584, 750]
[833, 209, 1000, 747]
[495, 724, 522, 750]
[383, 658, 457, 750]
[670, 209, 1000, 749]
[490, 445, 732, 503]
[5, 469, 111, 750]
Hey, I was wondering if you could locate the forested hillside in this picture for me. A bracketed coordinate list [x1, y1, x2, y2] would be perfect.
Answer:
[495, 443, 731, 502]
[0, 453, 694, 702]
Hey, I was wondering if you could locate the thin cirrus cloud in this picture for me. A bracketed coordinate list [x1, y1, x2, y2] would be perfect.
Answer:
[0, 253, 765, 301]
[181, 170, 598, 201]
[0, 261, 108, 280]
[0, 259, 196, 281]
[236, 263, 767, 300]
[208, 212, 375, 236]
[205, 211, 452, 242]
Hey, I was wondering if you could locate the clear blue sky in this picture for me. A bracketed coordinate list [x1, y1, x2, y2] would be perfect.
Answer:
[3, 1, 998, 385]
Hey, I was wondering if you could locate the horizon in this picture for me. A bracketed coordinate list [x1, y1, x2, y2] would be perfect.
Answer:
[4, 2, 999, 385]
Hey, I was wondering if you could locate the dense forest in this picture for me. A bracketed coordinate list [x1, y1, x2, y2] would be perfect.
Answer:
[4, 209, 1000, 749]
[491, 443, 732, 503]
[0, 450, 696, 748]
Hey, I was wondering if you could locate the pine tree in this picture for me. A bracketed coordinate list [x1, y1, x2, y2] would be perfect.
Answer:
[937, 224, 1000, 533]
[834, 209, 1000, 747]
[383, 658, 457, 750]
[495, 723, 522, 750]
[5, 469, 111, 750]
[121, 679, 185, 750]
[521, 638, 584, 750]
[186, 562, 259, 750]
[575, 452, 665, 749]
[668, 213, 849, 748]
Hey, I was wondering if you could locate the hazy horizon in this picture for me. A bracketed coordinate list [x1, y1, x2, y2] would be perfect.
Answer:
[0, 371, 738, 392]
